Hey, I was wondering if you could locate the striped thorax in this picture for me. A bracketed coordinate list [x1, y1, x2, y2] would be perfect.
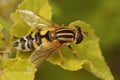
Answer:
[54, 26, 83, 44]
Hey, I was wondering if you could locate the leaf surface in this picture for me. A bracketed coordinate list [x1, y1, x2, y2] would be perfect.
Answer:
[10, 0, 114, 80]
[48, 21, 114, 80]
[0, 58, 36, 80]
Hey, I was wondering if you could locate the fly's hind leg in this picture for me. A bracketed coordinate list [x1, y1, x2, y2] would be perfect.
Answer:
[67, 45, 77, 58]
[58, 49, 64, 64]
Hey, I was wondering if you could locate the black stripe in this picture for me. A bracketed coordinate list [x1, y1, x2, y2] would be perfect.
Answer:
[57, 35, 74, 38]
[35, 31, 42, 46]
[56, 29, 74, 34]
[26, 34, 34, 50]
[13, 41, 19, 47]
[20, 38, 26, 50]
[26, 33, 34, 41]
[44, 31, 52, 41]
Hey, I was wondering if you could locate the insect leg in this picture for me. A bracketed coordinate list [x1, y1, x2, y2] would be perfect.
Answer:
[51, 23, 60, 28]
[58, 49, 64, 64]
[67, 45, 77, 57]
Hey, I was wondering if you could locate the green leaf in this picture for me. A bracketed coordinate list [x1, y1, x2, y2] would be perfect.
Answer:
[0, 24, 6, 50]
[11, 0, 52, 38]
[0, 17, 11, 33]
[0, 58, 36, 80]
[0, 56, 2, 69]
[48, 21, 114, 80]
[0, 24, 4, 40]
[0, 17, 11, 51]
[0, 56, 3, 79]
[10, 0, 114, 80]
[9, 0, 53, 79]
[11, 0, 52, 59]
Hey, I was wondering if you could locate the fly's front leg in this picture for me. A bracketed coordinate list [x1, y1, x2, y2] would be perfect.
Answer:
[67, 45, 77, 57]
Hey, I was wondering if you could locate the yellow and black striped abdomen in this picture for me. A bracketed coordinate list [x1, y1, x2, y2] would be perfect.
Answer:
[13, 30, 51, 51]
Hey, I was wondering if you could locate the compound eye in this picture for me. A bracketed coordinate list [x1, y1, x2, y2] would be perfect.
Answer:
[74, 26, 83, 44]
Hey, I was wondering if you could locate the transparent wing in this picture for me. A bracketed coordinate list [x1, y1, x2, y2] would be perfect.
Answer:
[18, 10, 52, 30]
[29, 40, 61, 68]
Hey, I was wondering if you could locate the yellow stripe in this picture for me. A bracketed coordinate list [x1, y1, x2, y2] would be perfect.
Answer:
[56, 33, 74, 36]
[41, 38, 48, 43]
[40, 30, 48, 35]
[55, 28, 72, 32]
[33, 42, 39, 49]
[57, 38, 73, 41]
[31, 31, 37, 38]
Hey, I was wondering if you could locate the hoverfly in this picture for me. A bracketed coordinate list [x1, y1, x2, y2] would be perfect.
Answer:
[13, 10, 87, 68]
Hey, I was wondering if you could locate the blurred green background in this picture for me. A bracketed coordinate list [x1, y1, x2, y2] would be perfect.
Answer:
[0, 0, 120, 80]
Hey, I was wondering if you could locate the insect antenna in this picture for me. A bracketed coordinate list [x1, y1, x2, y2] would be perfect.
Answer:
[82, 32, 88, 36]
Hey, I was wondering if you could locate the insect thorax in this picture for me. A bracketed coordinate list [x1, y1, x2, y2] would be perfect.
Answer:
[53, 26, 83, 44]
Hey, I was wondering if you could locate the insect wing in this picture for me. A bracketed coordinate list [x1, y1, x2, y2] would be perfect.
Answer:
[18, 10, 51, 30]
[29, 40, 61, 68]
